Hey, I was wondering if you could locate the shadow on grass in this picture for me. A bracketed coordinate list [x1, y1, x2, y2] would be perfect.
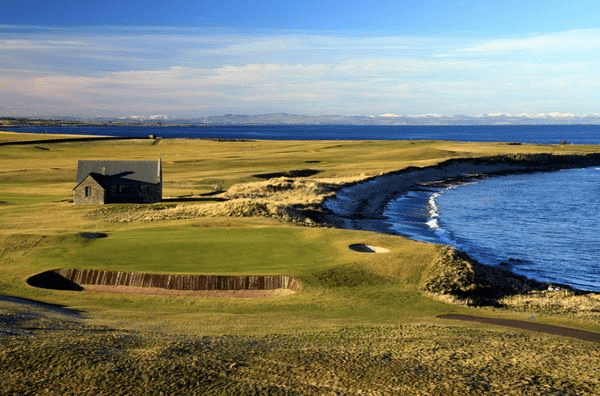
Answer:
[162, 191, 227, 203]
[0, 294, 84, 318]
[79, 232, 108, 239]
[252, 169, 321, 179]
[162, 197, 227, 203]
[349, 244, 377, 253]
[27, 271, 84, 292]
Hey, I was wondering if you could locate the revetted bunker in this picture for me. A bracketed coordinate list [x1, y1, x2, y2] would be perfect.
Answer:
[28, 269, 300, 292]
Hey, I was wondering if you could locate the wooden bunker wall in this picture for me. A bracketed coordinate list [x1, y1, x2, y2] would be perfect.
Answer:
[54, 268, 300, 291]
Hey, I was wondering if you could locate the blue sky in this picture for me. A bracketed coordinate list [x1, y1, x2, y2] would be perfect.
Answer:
[2, 1, 600, 118]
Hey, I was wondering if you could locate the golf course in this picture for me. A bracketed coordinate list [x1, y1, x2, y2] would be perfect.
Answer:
[1, 130, 600, 395]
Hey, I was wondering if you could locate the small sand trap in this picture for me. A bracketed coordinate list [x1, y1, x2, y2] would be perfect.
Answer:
[349, 244, 390, 253]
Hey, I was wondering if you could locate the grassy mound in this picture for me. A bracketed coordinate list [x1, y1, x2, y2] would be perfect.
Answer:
[310, 264, 389, 288]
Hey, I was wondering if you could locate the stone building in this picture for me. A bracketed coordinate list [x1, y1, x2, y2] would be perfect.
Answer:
[73, 160, 162, 205]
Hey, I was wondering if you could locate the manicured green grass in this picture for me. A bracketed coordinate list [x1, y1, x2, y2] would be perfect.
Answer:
[33, 223, 348, 275]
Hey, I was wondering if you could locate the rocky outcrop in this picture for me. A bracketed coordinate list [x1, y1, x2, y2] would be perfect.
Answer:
[421, 246, 546, 305]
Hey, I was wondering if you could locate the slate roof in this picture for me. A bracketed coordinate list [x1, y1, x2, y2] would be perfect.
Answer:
[75, 160, 161, 186]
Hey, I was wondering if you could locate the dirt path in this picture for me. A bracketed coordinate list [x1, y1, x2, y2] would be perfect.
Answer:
[438, 314, 600, 343]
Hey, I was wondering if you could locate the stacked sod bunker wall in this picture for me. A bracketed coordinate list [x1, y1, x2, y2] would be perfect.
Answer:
[28, 269, 300, 292]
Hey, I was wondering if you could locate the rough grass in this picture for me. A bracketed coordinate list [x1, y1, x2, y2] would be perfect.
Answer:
[500, 291, 600, 319]
[1, 301, 599, 395]
[85, 177, 338, 225]
[422, 246, 544, 299]
[0, 233, 47, 256]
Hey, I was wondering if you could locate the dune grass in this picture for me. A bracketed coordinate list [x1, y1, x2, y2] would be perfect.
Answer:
[2, 132, 600, 394]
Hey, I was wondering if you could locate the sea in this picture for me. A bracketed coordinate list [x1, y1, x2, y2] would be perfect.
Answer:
[7, 123, 600, 144]
[384, 168, 600, 292]
[9, 124, 600, 292]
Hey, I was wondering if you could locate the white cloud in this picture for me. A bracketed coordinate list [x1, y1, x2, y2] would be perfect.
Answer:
[460, 29, 600, 54]
[3, 28, 600, 116]
[0, 38, 89, 50]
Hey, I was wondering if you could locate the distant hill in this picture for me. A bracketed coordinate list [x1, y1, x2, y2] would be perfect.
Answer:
[4, 112, 600, 126]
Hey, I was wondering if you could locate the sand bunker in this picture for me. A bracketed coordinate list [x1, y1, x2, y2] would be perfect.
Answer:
[349, 244, 390, 253]
[27, 269, 299, 298]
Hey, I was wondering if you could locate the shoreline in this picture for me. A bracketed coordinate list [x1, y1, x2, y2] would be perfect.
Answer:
[317, 153, 600, 294]
[321, 153, 600, 232]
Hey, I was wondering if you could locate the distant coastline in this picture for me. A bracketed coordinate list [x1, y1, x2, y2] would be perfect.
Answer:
[5, 112, 600, 126]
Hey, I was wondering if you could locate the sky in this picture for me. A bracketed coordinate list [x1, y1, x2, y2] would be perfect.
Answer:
[2, 0, 600, 118]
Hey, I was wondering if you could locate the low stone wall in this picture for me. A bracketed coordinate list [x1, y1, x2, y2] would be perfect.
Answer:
[28, 269, 300, 292]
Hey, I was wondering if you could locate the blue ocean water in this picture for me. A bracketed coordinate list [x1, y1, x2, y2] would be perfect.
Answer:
[7, 124, 600, 144]
[385, 168, 600, 292]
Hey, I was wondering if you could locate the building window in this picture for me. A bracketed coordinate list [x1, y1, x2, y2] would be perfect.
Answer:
[85, 186, 92, 197]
